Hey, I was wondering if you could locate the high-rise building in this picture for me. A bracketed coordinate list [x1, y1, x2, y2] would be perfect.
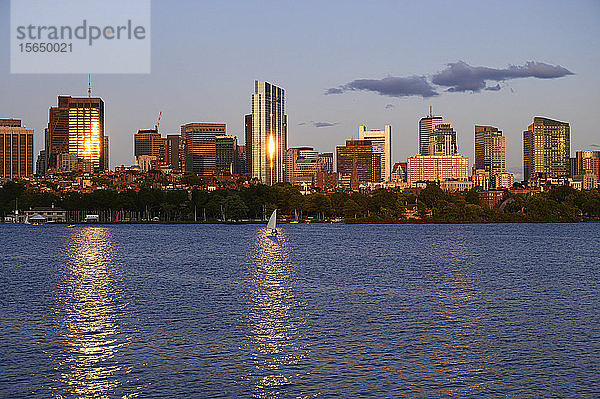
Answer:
[0, 119, 34, 180]
[336, 140, 381, 187]
[474, 125, 506, 187]
[419, 110, 444, 156]
[46, 96, 105, 171]
[574, 151, 600, 177]
[181, 123, 226, 176]
[36, 150, 47, 175]
[523, 117, 570, 183]
[103, 136, 109, 171]
[429, 124, 457, 156]
[244, 114, 252, 175]
[251, 81, 287, 184]
[359, 125, 392, 181]
[134, 129, 165, 162]
[215, 135, 238, 174]
[318, 152, 334, 173]
[236, 145, 247, 175]
[406, 154, 469, 185]
[166, 134, 186, 171]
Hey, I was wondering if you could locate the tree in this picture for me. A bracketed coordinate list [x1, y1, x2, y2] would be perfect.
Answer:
[419, 183, 448, 209]
[223, 194, 249, 221]
[465, 188, 480, 205]
[343, 199, 361, 219]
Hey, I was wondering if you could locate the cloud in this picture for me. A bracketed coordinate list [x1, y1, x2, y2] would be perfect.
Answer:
[432, 61, 574, 93]
[485, 83, 501, 91]
[591, 144, 600, 148]
[385, 104, 394, 109]
[298, 121, 339, 128]
[326, 75, 438, 98]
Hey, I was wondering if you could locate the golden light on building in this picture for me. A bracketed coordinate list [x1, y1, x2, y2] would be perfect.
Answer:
[268, 134, 276, 165]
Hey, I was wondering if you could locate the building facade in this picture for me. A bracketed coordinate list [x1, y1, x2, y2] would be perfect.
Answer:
[285, 147, 331, 186]
[134, 129, 165, 162]
[406, 154, 469, 186]
[523, 117, 570, 183]
[0, 119, 34, 180]
[474, 125, 506, 187]
[429, 123, 457, 156]
[181, 123, 226, 176]
[244, 114, 252, 175]
[359, 125, 392, 182]
[46, 96, 105, 172]
[336, 140, 381, 187]
[166, 134, 186, 171]
[251, 81, 287, 184]
[215, 135, 238, 174]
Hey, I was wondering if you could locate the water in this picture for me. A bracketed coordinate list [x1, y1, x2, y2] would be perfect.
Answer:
[1, 223, 599, 398]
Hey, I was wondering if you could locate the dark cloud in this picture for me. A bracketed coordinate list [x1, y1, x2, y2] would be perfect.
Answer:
[591, 144, 600, 148]
[432, 61, 574, 93]
[326, 76, 438, 98]
[298, 121, 339, 128]
[385, 104, 394, 109]
[313, 121, 338, 128]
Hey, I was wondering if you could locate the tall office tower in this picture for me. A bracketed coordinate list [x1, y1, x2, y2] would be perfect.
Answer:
[318, 152, 334, 173]
[236, 145, 246, 175]
[166, 134, 186, 171]
[36, 150, 47, 175]
[474, 125, 506, 187]
[103, 136, 109, 171]
[0, 119, 34, 179]
[244, 114, 252, 175]
[429, 124, 457, 156]
[251, 81, 287, 185]
[134, 129, 166, 163]
[336, 140, 381, 186]
[358, 125, 392, 182]
[215, 135, 238, 173]
[46, 96, 105, 171]
[419, 109, 444, 156]
[523, 117, 570, 183]
[181, 123, 226, 176]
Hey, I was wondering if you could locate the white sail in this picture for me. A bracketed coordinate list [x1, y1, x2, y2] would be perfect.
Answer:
[267, 209, 277, 230]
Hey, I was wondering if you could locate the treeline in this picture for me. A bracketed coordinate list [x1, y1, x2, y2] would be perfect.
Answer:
[1, 181, 600, 222]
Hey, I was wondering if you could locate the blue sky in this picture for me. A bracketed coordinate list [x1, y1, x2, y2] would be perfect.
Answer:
[1, 0, 599, 178]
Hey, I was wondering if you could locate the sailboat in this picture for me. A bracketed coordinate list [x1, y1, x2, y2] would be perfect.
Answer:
[267, 209, 277, 236]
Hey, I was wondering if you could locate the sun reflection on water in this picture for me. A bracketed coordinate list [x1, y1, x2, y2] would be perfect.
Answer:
[246, 229, 307, 398]
[53, 227, 130, 398]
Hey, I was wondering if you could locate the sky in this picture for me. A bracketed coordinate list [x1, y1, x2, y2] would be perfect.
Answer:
[1, 0, 599, 179]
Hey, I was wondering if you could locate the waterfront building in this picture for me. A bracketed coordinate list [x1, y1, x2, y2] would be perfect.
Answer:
[24, 206, 67, 223]
[474, 125, 506, 187]
[359, 125, 392, 181]
[215, 135, 238, 174]
[46, 96, 105, 171]
[336, 140, 381, 188]
[251, 81, 287, 184]
[419, 110, 444, 156]
[181, 122, 226, 176]
[406, 154, 469, 186]
[0, 118, 34, 180]
[523, 117, 570, 184]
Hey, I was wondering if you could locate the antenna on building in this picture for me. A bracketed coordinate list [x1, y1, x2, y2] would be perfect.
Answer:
[88, 74, 92, 97]
[429, 105, 432, 117]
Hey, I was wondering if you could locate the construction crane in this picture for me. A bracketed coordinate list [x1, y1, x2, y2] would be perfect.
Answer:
[155, 111, 162, 131]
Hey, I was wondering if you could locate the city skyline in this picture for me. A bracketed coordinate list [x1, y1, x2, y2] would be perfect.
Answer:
[1, 0, 599, 180]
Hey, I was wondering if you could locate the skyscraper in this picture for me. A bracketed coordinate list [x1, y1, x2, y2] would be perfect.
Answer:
[134, 129, 165, 162]
[419, 110, 443, 156]
[244, 114, 252, 176]
[285, 147, 331, 186]
[166, 134, 186, 171]
[46, 96, 105, 171]
[523, 117, 570, 183]
[251, 81, 287, 185]
[181, 122, 226, 176]
[359, 125, 392, 181]
[103, 136, 109, 171]
[474, 125, 506, 187]
[0, 119, 34, 179]
[215, 135, 238, 174]
[428, 124, 457, 156]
